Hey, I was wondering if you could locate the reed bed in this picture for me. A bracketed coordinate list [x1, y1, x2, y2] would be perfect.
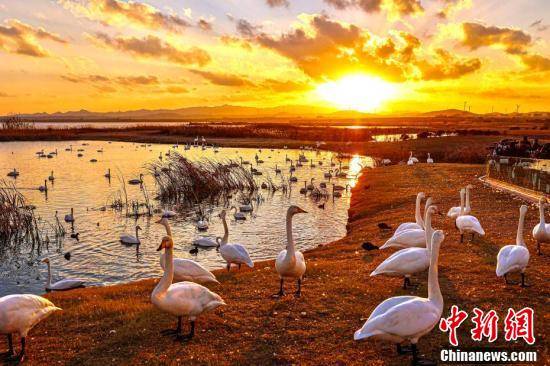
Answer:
[149, 153, 258, 206]
[0, 181, 42, 257]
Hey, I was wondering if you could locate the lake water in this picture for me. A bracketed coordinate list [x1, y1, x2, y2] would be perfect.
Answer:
[0, 140, 371, 295]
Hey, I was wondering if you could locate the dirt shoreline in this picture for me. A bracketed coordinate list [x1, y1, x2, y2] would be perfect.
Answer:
[3, 163, 547, 365]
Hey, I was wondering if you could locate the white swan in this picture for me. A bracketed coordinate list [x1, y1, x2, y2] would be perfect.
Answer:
[381, 208, 429, 251]
[354, 230, 445, 365]
[274, 206, 307, 297]
[426, 153, 433, 164]
[162, 210, 177, 218]
[156, 218, 219, 284]
[152, 236, 225, 341]
[120, 225, 141, 245]
[496, 205, 530, 287]
[447, 185, 472, 219]
[532, 197, 550, 255]
[372, 206, 437, 290]
[0, 294, 61, 362]
[64, 208, 75, 223]
[232, 206, 246, 220]
[42, 258, 85, 291]
[456, 188, 485, 242]
[218, 210, 254, 270]
[196, 219, 208, 231]
[393, 193, 426, 235]
[192, 237, 218, 248]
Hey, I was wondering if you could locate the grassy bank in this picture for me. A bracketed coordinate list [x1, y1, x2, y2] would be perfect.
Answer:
[5, 163, 548, 365]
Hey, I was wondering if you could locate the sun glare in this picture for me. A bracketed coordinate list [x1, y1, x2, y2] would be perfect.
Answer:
[316, 75, 398, 112]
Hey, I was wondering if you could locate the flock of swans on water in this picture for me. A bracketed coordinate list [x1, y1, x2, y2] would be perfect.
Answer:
[1, 151, 549, 364]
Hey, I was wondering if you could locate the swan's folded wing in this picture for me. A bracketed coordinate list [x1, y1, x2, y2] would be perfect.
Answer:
[367, 299, 440, 337]
[367, 296, 417, 321]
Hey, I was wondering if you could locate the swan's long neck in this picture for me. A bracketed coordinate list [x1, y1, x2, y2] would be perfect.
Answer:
[45, 261, 52, 287]
[424, 209, 434, 253]
[154, 246, 173, 296]
[285, 212, 296, 259]
[539, 201, 546, 226]
[428, 234, 443, 308]
[221, 215, 229, 245]
[162, 222, 172, 237]
[516, 209, 527, 247]
[465, 187, 471, 210]
[459, 190, 465, 216]
[415, 194, 424, 227]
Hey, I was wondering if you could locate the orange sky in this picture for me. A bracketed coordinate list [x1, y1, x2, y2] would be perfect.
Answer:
[0, 0, 549, 114]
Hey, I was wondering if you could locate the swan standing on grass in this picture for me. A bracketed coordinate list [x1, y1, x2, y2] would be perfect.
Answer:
[0, 294, 61, 363]
[371, 206, 437, 290]
[217, 210, 254, 271]
[426, 153, 434, 164]
[42, 258, 85, 291]
[532, 197, 550, 255]
[447, 185, 473, 219]
[120, 225, 141, 245]
[393, 193, 426, 235]
[456, 188, 485, 242]
[354, 230, 445, 366]
[156, 218, 219, 284]
[496, 205, 530, 287]
[274, 206, 308, 297]
[152, 236, 225, 341]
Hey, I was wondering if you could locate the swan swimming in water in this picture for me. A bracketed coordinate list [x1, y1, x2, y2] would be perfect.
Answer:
[354, 230, 445, 366]
[120, 225, 141, 245]
[0, 294, 61, 363]
[274, 206, 307, 297]
[532, 197, 550, 255]
[217, 210, 254, 271]
[447, 185, 472, 219]
[156, 218, 219, 284]
[455, 188, 485, 242]
[42, 258, 86, 291]
[371, 206, 437, 290]
[64, 208, 75, 223]
[496, 205, 530, 287]
[152, 236, 225, 341]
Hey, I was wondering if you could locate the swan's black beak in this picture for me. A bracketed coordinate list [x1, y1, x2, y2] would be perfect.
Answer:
[298, 207, 308, 214]
[156, 243, 164, 251]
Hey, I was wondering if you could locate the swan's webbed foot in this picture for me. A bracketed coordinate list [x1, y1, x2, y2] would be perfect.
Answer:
[411, 344, 436, 366]
[537, 242, 541, 256]
[226, 263, 231, 272]
[396, 344, 413, 354]
[520, 273, 531, 288]
[272, 279, 285, 298]
[504, 274, 519, 285]
[161, 317, 182, 336]
[6, 337, 24, 365]
[459, 234, 464, 243]
[175, 321, 195, 342]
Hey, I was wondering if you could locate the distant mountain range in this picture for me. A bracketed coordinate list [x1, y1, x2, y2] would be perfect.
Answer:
[5, 105, 549, 121]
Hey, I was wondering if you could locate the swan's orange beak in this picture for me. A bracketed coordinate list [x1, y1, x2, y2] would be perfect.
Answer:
[297, 207, 307, 214]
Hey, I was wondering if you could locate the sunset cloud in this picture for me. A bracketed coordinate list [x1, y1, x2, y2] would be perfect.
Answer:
[254, 14, 478, 82]
[461, 22, 532, 54]
[59, 0, 190, 33]
[520, 54, 550, 72]
[0, 19, 67, 57]
[323, 0, 423, 18]
[266, 0, 289, 8]
[89, 32, 211, 66]
[189, 69, 254, 87]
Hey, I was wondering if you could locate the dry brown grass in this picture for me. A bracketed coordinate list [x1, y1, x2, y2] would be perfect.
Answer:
[4, 163, 548, 365]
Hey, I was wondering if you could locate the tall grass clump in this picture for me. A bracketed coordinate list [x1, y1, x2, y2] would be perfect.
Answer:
[0, 181, 42, 257]
[149, 153, 257, 205]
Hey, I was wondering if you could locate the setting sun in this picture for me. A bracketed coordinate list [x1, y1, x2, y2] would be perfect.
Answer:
[316, 75, 398, 112]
